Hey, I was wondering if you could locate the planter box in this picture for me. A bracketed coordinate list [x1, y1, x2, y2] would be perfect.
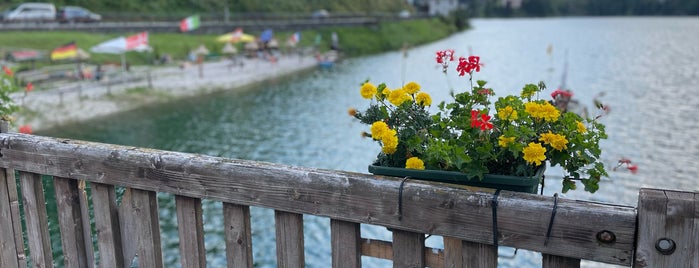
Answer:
[368, 165, 544, 194]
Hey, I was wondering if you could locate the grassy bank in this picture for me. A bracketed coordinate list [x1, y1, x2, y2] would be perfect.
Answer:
[1, 18, 460, 70]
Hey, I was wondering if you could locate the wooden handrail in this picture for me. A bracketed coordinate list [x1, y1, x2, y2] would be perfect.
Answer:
[0, 132, 697, 267]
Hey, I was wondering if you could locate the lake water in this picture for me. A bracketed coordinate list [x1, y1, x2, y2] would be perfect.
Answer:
[40, 17, 699, 267]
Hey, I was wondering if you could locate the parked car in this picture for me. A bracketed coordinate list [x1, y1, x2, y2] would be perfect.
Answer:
[1, 3, 56, 22]
[311, 9, 330, 19]
[57, 6, 101, 23]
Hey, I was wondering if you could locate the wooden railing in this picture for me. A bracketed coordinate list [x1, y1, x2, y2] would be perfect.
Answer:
[0, 131, 697, 268]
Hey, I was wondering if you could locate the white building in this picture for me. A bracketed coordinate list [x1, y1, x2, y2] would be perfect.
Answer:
[427, 0, 460, 16]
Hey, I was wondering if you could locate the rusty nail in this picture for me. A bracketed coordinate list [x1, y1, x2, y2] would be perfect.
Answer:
[655, 238, 676, 255]
[596, 230, 616, 244]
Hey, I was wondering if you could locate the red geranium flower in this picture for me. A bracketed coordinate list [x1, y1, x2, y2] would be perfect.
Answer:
[478, 114, 493, 130]
[2, 66, 12, 77]
[18, 125, 32, 134]
[627, 164, 638, 174]
[26, 82, 33, 92]
[470, 110, 480, 128]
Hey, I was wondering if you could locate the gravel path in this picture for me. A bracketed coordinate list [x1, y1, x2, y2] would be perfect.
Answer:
[12, 55, 318, 132]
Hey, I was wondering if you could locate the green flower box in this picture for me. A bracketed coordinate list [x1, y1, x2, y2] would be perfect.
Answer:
[368, 165, 544, 194]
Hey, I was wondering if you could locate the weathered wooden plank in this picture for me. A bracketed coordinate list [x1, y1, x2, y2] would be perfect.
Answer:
[392, 229, 425, 268]
[223, 203, 253, 268]
[0, 133, 637, 265]
[0, 168, 21, 268]
[3, 169, 27, 268]
[19, 171, 53, 268]
[53, 177, 92, 268]
[360, 238, 443, 267]
[77, 180, 95, 267]
[542, 254, 580, 268]
[275, 211, 304, 268]
[462, 240, 496, 268]
[635, 188, 697, 267]
[330, 219, 361, 268]
[175, 195, 206, 268]
[91, 183, 124, 268]
[118, 188, 163, 268]
[443, 237, 462, 268]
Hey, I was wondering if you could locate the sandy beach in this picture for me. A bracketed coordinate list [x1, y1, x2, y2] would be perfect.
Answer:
[12, 54, 319, 132]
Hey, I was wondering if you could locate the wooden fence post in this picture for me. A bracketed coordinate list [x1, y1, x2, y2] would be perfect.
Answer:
[635, 188, 698, 267]
[0, 122, 27, 268]
[331, 219, 361, 268]
[392, 229, 424, 268]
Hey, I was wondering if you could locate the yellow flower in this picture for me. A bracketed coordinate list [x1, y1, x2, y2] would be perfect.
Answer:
[360, 82, 377, 99]
[388, 88, 410, 106]
[523, 142, 546, 166]
[381, 129, 398, 154]
[498, 135, 516, 147]
[370, 121, 389, 140]
[405, 157, 425, 170]
[415, 92, 432, 106]
[497, 106, 518, 121]
[576, 121, 587, 133]
[539, 131, 568, 151]
[524, 102, 560, 122]
[403, 82, 421, 94]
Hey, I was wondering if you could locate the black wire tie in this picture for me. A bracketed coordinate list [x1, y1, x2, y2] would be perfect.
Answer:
[491, 189, 501, 247]
[544, 193, 559, 246]
[398, 176, 410, 221]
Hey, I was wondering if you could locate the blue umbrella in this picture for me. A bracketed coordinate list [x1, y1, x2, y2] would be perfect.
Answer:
[260, 29, 274, 42]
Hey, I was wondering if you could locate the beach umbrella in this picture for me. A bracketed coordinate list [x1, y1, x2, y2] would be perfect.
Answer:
[260, 29, 274, 42]
[192, 44, 209, 55]
[244, 41, 258, 51]
[217, 28, 255, 43]
[221, 43, 238, 54]
[90, 32, 151, 73]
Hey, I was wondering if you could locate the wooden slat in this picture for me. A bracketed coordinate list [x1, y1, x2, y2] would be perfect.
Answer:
[443, 237, 462, 268]
[462, 240, 496, 268]
[360, 238, 443, 267]
[91, 183, 124, 268]
[223, 203, 253, 268]
[175, 195, 206, 268]
[275, 211, 304, 268]
[330, 219, 360, 268]
[542, 254, 580, 268]
[392, 229, 425, 268]
[77, 180, 95, 267]
[635, 188, 698, 267]
[53, 177, 93, 268]
[0, 133, 638, 265]
[4, 169, 27, 268]
[0, 168, 21, 268]
[19, 171, 53, 267]
[118, 188, 163, 268]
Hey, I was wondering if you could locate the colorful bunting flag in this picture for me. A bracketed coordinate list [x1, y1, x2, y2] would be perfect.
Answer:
[289, 32, 301, 45]
[180, 15, 200, 32]
[50, 42, 78, 61]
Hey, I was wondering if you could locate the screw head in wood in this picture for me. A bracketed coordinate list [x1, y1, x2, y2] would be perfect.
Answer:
[655, 238, 676, 255]
[596, 230, 616, 244]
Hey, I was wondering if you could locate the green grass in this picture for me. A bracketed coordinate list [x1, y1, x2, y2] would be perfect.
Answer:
[1, 18, 460, 70]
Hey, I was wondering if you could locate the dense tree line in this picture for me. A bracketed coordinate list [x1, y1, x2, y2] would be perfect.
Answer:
[469, 0, 699, 17]
[0, 0, 411, 14]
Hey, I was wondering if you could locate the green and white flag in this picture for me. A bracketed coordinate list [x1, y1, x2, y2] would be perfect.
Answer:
[179, 15, 200, 32]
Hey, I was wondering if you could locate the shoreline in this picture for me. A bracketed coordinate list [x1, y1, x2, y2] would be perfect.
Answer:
[13, 55, 319, 133]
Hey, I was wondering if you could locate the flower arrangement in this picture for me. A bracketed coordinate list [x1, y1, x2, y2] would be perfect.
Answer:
[1, 66, 21, 122]
[352, 49, 608, 193]
[1, 65, 32, 134]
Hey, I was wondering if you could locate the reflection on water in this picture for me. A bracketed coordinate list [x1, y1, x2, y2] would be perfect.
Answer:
[40, 17, 699, 268]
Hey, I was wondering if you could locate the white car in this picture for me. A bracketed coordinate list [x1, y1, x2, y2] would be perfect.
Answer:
[1, 3, 56, 22]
